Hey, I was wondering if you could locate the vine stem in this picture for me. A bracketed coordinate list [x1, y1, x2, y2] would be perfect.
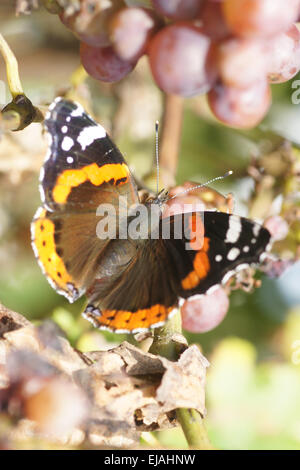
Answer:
[0, 33, 23, 98]
[149, 93, 213, 450]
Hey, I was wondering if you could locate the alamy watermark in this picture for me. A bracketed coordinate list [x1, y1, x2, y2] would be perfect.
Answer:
[291, 79, 300, 104]
[95, 197, 206, 250]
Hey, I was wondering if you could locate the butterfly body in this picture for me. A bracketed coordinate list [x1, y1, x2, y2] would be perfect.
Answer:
[31, 98, 272, 333]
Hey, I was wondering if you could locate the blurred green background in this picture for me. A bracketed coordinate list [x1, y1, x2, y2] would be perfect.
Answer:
[0, 1, 300, 450]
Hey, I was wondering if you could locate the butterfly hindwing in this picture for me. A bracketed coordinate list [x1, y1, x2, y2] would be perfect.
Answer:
[82, 211, 271, 333]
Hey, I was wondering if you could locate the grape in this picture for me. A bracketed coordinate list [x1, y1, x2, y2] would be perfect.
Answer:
[60, 11, 110, 47]
[217, 38, 267, 89]
[266, 25, 300, 83]
[80, 43, 135, 82]
[60, 0, 125, 47]
[208, 80, 271, 129]
[109, 7, 162, 62]
[222, 0, 300, 39]
[197, 0, 230, 41]
[181, 287, 229, 333]
[151, 0, 203, 20]
[148, 23, 217, 97]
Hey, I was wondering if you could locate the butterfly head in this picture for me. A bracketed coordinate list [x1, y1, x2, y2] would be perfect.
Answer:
[144, 188, 169, 208]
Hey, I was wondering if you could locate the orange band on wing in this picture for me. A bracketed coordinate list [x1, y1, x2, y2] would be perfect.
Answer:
[188, 213, 205, 251]
[92, 304, 174, 331]
[52, 162, 129, 204]
[181, 237, 210, 290]
[32, 211, 72, 289]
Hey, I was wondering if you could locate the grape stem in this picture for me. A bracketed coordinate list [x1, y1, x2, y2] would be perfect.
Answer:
[70, 64, 88, 89]
[159, 93, 184, 186]
[149, 93, 213, 449]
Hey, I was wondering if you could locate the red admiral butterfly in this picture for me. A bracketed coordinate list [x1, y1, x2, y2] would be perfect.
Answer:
[31, 98, 272, 333]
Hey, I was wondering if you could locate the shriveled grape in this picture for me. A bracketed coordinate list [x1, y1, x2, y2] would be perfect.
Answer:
[266, 25, 300, 83]
[60, 0, 125, 47]
[148, 23, 217, 96]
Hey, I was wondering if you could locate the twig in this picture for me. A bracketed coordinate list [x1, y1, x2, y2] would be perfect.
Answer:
[0, 34, 43, 131]
[176, 409, 214, 450]
[0, 33, 23, 98]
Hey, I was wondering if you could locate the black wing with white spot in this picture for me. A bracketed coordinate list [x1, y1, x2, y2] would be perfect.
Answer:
[40, 97, 138, 211]
[162, 211, 272, 299]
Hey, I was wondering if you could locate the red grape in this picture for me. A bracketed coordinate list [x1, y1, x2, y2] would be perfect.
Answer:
[109, 7, 162, 62]
[148, 23, 217, 96]
[151, 0, 204, 20]
[266, 25, 300, 83]
[197, 0, 231, 41]
[217, 38, 267, 89]
[208, 80, 271, 129]
[222, 0, 300, 39]
[181, 287, 229, 333]
[80, 42, 135, 82]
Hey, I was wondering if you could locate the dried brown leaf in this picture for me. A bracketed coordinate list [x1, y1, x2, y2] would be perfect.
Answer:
[0, 306, 208, 447]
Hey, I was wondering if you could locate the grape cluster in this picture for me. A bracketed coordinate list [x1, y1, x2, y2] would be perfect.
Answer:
[59, 0, 300, 128]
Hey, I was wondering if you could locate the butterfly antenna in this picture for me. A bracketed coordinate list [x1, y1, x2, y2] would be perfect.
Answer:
[168, 171, 233, 201]
[155, 120, 159, 195]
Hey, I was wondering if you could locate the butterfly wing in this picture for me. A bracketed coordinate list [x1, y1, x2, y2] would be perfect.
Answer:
[170, 211, 272, 298]
[40, 98, 138, 211]
[83, 211, 272, 333]
[31, 98, 139, 301]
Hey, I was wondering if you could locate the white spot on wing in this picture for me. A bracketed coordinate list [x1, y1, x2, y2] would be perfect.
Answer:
[77, 125, 106, 151]
[61, 136, 74, 151]
[235, 263, 249, 272]
[222, 270, 235, 284]
[62, 125, 68, 133]
[215, 254, 222, 262]
[227, 247, 240, 261]
[39, 166, 45, 181]
[71, 104, 84, 117]
[115, 328, 131, 334]
[39, 185, 46, 203]
[225, 215, 242, 244]
[253, 223, 261, 237]
[67, 156, 74, 164]
[259, 252, 268, 262]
